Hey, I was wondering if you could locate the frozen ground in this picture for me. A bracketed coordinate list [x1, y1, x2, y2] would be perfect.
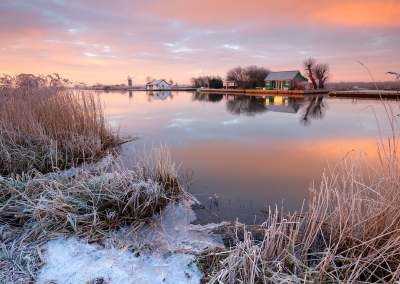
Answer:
[36, 199, 226, 284]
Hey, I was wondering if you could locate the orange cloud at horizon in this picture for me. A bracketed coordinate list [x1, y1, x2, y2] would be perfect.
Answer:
[132, 0, 400, 28]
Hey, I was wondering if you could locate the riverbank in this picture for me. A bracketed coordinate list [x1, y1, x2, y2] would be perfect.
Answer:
[86, 86, 197, 91]
[330, 90, 400, 99]
[197, 88, 328, 95]
[198, 87, 400, 99]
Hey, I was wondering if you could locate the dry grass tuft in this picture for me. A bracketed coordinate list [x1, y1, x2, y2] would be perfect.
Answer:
[0, 73, 122, 176]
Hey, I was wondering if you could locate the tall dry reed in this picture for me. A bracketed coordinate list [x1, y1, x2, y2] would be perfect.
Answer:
[0, 74, 120, 176]
[200, 143, 400, 283]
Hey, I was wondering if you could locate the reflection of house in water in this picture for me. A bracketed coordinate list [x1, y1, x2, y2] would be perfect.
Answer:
[265, 96, 302, 114]
[147, 90, 172, 100]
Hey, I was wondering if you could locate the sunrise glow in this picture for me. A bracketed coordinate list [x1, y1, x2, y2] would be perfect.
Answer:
[1, 0, 399, 85]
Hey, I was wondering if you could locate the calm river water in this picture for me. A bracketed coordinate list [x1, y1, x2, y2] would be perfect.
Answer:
[99, 90, 394, 224]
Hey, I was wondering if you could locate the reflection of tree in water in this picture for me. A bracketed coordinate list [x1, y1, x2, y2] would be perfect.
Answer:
[226, 96, 267, 117]
[208, 94, 223, 103]
[192, 92, 223, 103]
[299, 96, 326, 126]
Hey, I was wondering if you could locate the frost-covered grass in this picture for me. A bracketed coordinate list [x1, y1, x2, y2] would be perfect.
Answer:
[0, 145, 187, 283]
[0, 73, 122, 176]
[197, 145, 400, 283]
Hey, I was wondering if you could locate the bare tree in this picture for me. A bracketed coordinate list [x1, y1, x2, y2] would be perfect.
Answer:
[226, 66, 270, 89]
[313, 63, 331, 89]
[226, 66, 247, 89]
[168, 79, 174, 85]
[190, 76, 209, 88]
[303, 58, 318, 89]
[245, 65, 270, 88]
[145, 76, 154, 83]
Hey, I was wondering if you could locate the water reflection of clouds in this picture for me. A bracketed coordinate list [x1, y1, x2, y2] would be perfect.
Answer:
[172, 118, 197, 123]
[221, 119, 239, 125]
[101, 91, 393, 218]
[167, 118, 197, 129]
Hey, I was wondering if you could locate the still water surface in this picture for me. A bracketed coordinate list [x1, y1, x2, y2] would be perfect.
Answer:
[99, 90, 394, 224]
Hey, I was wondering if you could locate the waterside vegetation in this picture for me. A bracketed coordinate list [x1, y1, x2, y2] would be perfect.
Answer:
[1, 73, 400, 283]
[0, 74, 189, 283]
[0, 74, 122, 176]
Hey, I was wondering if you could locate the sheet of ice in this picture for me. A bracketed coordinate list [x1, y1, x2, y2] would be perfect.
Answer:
[106, 198, 227, 254]
[37, 199, 226, 284]
[36, 238, 202, 284]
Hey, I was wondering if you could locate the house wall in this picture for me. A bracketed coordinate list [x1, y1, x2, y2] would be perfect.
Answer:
[147, 81, 171, 89]
[157, 82, 171, 89]
[283, 80, 291, 89]
[264, 80, 291, 90]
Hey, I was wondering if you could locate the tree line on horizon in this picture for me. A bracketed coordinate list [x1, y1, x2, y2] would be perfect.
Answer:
[189, 58, 333, 90]
[190, 66, 269, 89]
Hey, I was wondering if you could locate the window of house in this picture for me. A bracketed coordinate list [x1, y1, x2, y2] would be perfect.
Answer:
[266, 81, 270, 85]
[286, 80, 290, 85]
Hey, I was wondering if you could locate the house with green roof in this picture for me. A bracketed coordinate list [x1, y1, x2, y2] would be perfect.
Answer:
[264, 70, 309, 90]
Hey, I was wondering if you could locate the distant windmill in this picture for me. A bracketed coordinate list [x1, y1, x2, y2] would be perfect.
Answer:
[385, 71, 400, 81]
[127, 72, 137, 86]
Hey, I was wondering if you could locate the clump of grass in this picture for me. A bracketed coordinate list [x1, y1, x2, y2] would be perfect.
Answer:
[0, 145, 186, 283]
[0, 73, 121, 176]
[198, 209, 316, 283]
[306, 147, 400, 282]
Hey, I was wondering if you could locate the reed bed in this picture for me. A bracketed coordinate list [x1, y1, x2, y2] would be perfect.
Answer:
[198, 150, 400, 283]
[0, 73, 121, 176]
[0, 145, 186, 283]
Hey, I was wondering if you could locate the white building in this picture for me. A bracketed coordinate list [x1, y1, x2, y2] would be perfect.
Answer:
[223, 80, 236, 89]
[146, 79, 171, 90]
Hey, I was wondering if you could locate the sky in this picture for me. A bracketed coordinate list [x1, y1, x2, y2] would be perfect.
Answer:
[1, 0, 399, 85]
